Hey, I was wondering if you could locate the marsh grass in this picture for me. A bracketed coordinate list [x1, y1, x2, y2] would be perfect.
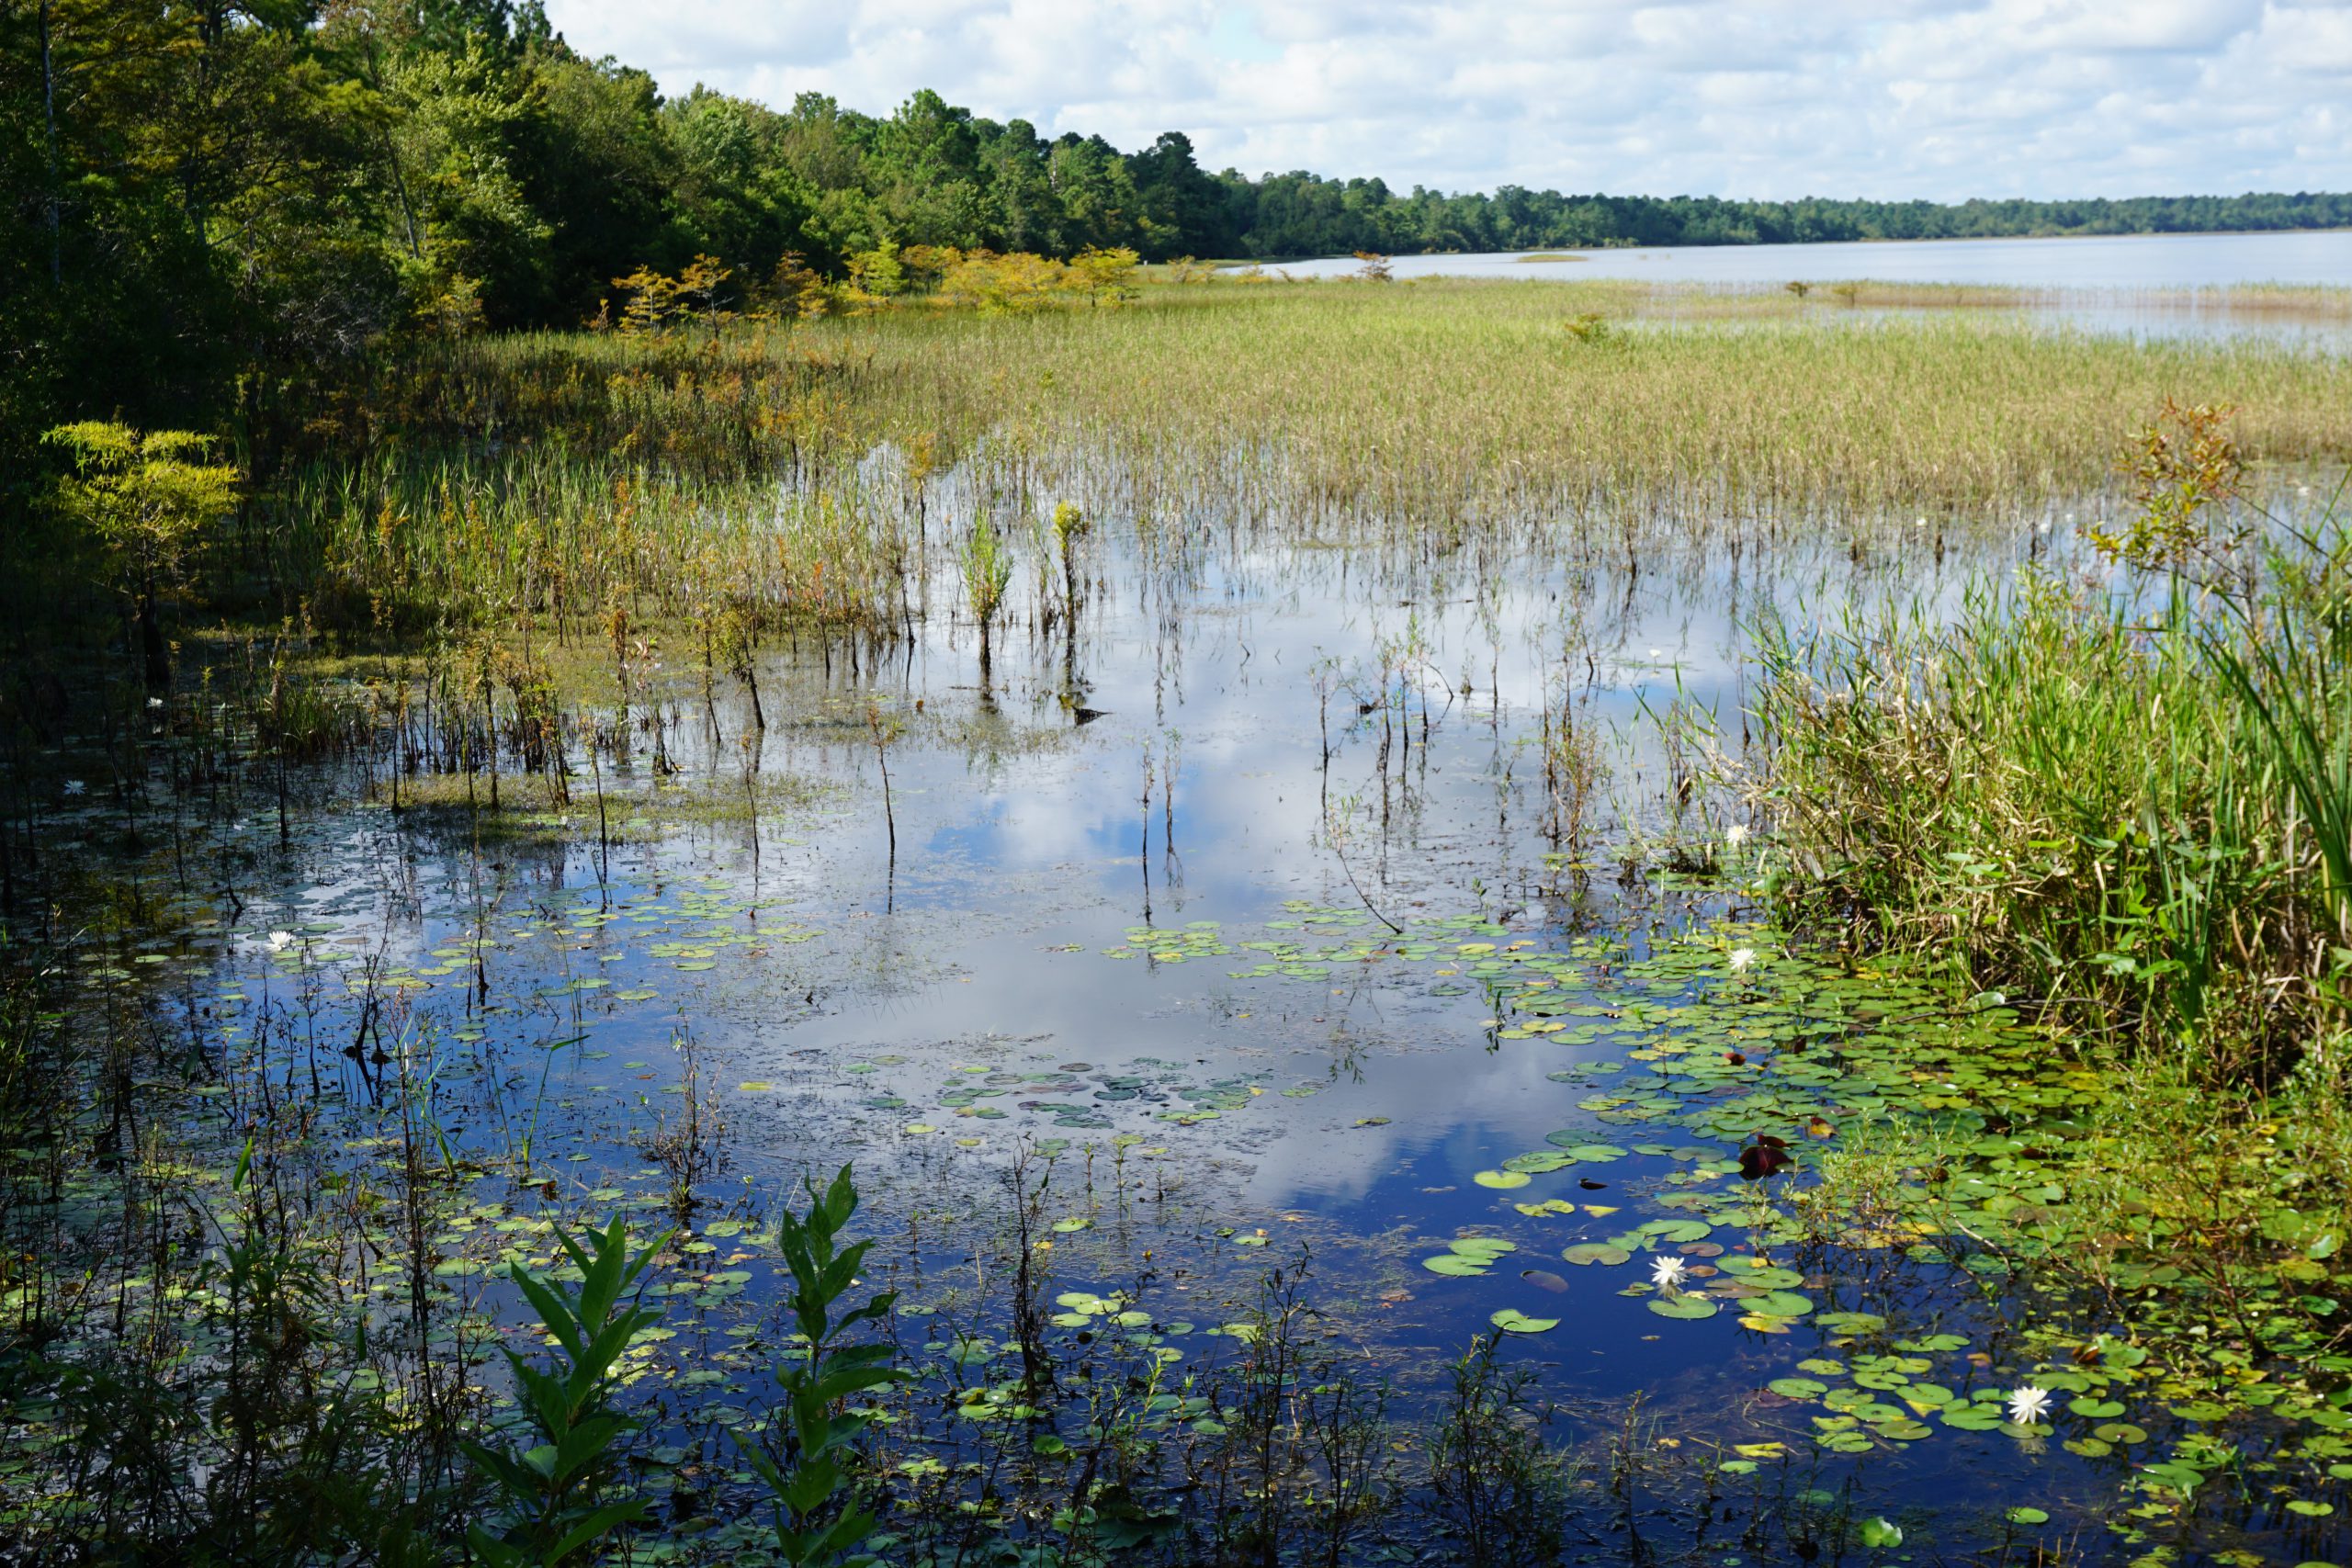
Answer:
[1741, 528, 2349, 1080]
[364, 766, 829, 833]
[255, 280, 2352, 678]
[784, 279, 2352, 523]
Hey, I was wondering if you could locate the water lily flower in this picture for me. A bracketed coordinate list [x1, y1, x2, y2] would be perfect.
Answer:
[1728, 947, 1758, 973]
[267, 931, 296, 953]
[1649, 1254, 1689, 1289]
[62, 780, 85, 795]
[2005, 1385, 2053, 1425]
[147, 696, 164, 709]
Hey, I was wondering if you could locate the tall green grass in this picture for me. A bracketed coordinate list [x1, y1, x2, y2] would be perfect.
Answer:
[1744, 501, 2350, 1082]
[791, 279, 2352, 522]
[265, 280, 2352, 651]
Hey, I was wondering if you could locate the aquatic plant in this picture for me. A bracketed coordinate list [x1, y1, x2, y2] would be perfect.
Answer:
[2005, 1385, 2054, 1425]
[1051, 499, 1090, 615]
[961, 514, 1013, 689]
[1424, 1337, 1567, 1567]
[462, 1215, 672, 1567]
[736, 1165, 910, 1568]
[1743, 457, 2351, 1079]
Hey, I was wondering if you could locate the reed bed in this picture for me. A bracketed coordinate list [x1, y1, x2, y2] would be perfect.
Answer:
[789, 279, 2352, 521]
[275, 280, 2352, 649]
[276, 454, 909, 638]
[1738, 504, 2351, 1084]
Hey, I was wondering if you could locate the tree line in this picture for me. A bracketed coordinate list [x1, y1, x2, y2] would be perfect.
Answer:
[6, 0, 2348, 477]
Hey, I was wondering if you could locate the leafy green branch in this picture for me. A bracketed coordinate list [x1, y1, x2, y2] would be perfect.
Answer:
[462, 1215, 673, 1568]
[735, 1165, 911, 1568]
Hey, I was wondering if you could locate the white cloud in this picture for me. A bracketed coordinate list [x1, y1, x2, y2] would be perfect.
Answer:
[541, 0, 2351, 197]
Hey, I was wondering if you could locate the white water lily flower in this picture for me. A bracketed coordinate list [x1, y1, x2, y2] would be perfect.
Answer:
[2005, 1385, 2054, 1425]
[1649, 1255, 1689, 1289]
[267, 931, 296, 953]
[1728, 947, 1758, 974]
[62, 779, 85, 795]
[147, 696, 164, 709]
[1724, 824, 1750, 848]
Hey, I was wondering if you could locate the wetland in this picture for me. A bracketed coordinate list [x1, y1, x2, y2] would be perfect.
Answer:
[4, 276, 2351, 1568]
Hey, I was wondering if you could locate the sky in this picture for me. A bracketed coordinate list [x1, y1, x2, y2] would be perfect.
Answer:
[536, 0, 2352, 201]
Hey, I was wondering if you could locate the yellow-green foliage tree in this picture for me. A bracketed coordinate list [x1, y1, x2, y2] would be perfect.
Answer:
[1065, 246, 1141, 305]
[616, 254, 733, 333]
[43, 423, 242, 686]
[937, 250, 1067, 314]
[846, 238, 907, 299]
[611, 255, 736, 334]
[764, 253, 832, 319]
[898, 244, 964, 293]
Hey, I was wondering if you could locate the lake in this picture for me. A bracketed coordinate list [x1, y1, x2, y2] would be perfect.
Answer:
[1272, 228, 2352, 290]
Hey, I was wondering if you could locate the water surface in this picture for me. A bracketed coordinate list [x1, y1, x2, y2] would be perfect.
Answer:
[1274, 229, 2352, 290]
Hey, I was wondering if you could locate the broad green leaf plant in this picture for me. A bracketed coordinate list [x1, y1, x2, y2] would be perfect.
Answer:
[735, 1165, 911, 1568]
[463, 1215, 673, 1568]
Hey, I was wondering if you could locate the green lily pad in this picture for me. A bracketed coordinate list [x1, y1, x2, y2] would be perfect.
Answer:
[1490, 1309, 1560, 1335]
[1648, 1295, 1719, 1320]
